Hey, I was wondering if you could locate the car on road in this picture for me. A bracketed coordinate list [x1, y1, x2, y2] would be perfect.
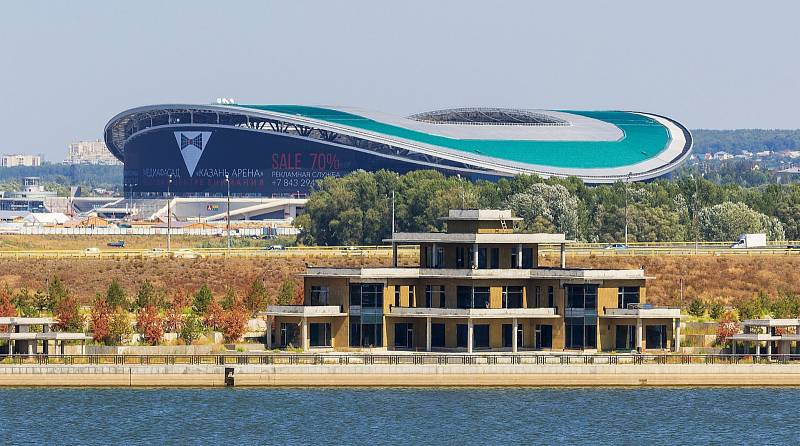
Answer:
[107, 240, 125, 248]
[263, 245, 286, 251]
[82, 247, 101, 256]
[171, 249, 201, 259]
[602, 243, 629, 250]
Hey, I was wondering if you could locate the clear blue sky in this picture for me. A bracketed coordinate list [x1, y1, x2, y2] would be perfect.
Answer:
[1, 0, 799, 160]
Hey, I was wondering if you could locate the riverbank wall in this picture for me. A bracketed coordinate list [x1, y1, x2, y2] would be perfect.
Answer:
[3, 363, 800, 387]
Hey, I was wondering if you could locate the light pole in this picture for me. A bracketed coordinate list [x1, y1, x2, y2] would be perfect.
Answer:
[624, 173, 631, 245]
[693, 173, 700, 255]
[225, 174, 231, 252]
[167, 175, 172, 252]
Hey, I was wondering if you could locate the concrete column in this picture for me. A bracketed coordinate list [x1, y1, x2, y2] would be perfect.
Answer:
[731, 340, 736, 355]
[27, 341, 33, 355]
[756, 343, 761, 357]
[432, 243, 437, 268]
[426, 317, 432, 352]
[674, 319, 681, 352]
[467, 319, 474, 354]
[767, 341, 772, 359]
[635, 319, 643, 352]
[265, 318, 272, 349]
[512, 318, 518, 353]
[392, 242, 398, 267]
[60, 341, 64, 355]
[560, 243, 566, 268]
[472, 244, 479, 269]
[517, 244, 523, 268]
[9, 340, 13, 357]
[301, 318, 309, 351]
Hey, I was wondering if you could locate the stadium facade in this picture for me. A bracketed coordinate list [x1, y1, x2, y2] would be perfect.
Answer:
[104, 104, 692, 197]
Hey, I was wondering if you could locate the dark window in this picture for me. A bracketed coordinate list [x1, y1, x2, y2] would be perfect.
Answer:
[565, 317, 597, 349]
[566, 285, 598, 309]
[536, 324, 553, 349]
[408, 286, 415, 307]
[618, 287, 641, 309]
[502, 286, 524, 308]
[473, 287, 490, 309]
[310, 286, 329, 306]
[547, 286, 554, 308]
[502, 324, 524, 348]
[350, 315, 383, 348]
[490, 247, 500, 269]
[534, 286, 542, 307]
[646, 325, 667, 350]
[522, 247, 534, 268]
[350, 283, 383, 308]
[456, 247, 466, 268]
[511, 247, 518, 269]
[394, 323, 413, 348]
[309, 323, 331, 347]
[457, 286, 472, 309]
[349, 316, 361, 348]
[456, 324, 468, 348]
[477, 247, 487, 269]
[280, 323, 300, 348]
[616, 325, 636, 350]
[439, 287, 446, 308]
[474, 325, 490, 348]
[431, 323, 445, 348]
[394, 287, 400, 307]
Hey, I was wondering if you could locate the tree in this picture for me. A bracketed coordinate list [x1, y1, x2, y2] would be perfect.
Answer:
[220, 308, 248, 343]
[12, 287, 36, 317]
[243, 280, 271, 315]
[133, 280, 158, 310]
[163, 306, 183, 333]
[0, 288, 16, 318]
[47, 276, 69, 311]
[507, 183, 580, 238]
[192, 285, 213, 314]
[90, 296, 112, 344]
[54, 296, 83, 332]
[708, 301, 725, 320]
[221, 287, 239, 311]
[136, 305, 163, 346]
[716, 311, 740, 346]
[276, 279, 296, 305]
[699, 202, 785, 241]
[687, 298, 706, 317]
[180, 313, 203, 345]
[108, 311, 132, 345]
[203, 300, 224, 330]
[106, 279, 127, 310]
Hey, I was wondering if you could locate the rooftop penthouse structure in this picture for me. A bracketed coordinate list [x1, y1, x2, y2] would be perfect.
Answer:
[264, 209, 681, 353]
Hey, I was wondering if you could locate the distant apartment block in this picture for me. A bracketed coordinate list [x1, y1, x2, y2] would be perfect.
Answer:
[0, 154, 41, 167]
[66, 140, 121, 165]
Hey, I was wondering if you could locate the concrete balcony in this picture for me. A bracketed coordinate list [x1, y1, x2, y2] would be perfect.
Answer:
[263, 305, 346, 317]
[601, 307, 681, 319]
[389, 306, 559, 319]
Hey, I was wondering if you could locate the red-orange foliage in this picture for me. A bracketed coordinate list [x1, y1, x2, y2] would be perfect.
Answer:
[221, 307, 248, 343]
[170, 289, 191, 311]
[90, 298, 112, 343]
[204, 300, 224, 330]
[716, 311, 740, 345]
[55, 296, 83, 332]
[136, 304, 163, 345]
[163, 307, 183, 333]
[0, 288, 16, 332]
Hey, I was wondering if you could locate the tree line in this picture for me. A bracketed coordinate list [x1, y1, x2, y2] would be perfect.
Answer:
[294, 169, 800, 245]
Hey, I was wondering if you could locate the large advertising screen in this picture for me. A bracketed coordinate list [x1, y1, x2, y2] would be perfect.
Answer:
[123, 126, 426, 196]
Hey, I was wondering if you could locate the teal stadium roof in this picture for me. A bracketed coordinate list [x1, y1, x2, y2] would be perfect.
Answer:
[239, 105, 671, 169]
[104, 103, 691, 183]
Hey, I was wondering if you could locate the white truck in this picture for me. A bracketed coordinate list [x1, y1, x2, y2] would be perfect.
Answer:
[731, 233, 767, 249]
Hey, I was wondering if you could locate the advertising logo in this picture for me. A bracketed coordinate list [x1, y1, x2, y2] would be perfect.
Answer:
[174, 131, 212, 176]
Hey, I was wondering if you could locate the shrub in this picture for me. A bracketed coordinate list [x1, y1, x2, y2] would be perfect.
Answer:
[221, 287, 239, 311]
[203, 300, 224, 330]
[136, 305, 163, 346]
[708, 301, 725, 320]
[180, 312, 203, 345]
[109, 311, 132, 345]
[12, 287, 36, 317]
[106, 279, 127, 310]
[687, 298, 706, 317]
[276, 279, 296, 305]
[55, 296, 83, 332]
[716, 311, 740, 346]
[133, 280, 159, 311]
[220, 308, 248, 343]
[192, 285, 213, 314]
[90, 296, 112, 344]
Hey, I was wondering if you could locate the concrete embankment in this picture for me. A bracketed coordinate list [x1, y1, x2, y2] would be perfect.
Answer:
[3, 364, 800, 386]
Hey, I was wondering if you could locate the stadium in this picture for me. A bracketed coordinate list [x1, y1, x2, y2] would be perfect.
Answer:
[104, 104, 692, 199]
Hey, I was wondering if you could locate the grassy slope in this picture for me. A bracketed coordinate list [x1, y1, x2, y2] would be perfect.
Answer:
[0, 251, 794, 306]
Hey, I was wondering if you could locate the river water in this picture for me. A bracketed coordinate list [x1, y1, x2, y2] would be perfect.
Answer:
[0, 387, 796, 444]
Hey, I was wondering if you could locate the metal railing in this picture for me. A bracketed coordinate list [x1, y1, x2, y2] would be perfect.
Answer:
[2, 353, 800, 366]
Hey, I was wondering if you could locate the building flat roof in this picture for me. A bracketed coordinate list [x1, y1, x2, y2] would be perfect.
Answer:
[384, 232, 570, 244]
[303, 267, 646, 281]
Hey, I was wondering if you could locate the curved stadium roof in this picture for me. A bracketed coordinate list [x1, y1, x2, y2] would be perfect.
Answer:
[105, 104, 691, 183]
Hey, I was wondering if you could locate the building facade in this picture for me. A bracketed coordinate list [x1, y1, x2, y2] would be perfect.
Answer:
[66, 140, 121, 165]
[0, 154, 41, 167]
[265, 210, 681, 353]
